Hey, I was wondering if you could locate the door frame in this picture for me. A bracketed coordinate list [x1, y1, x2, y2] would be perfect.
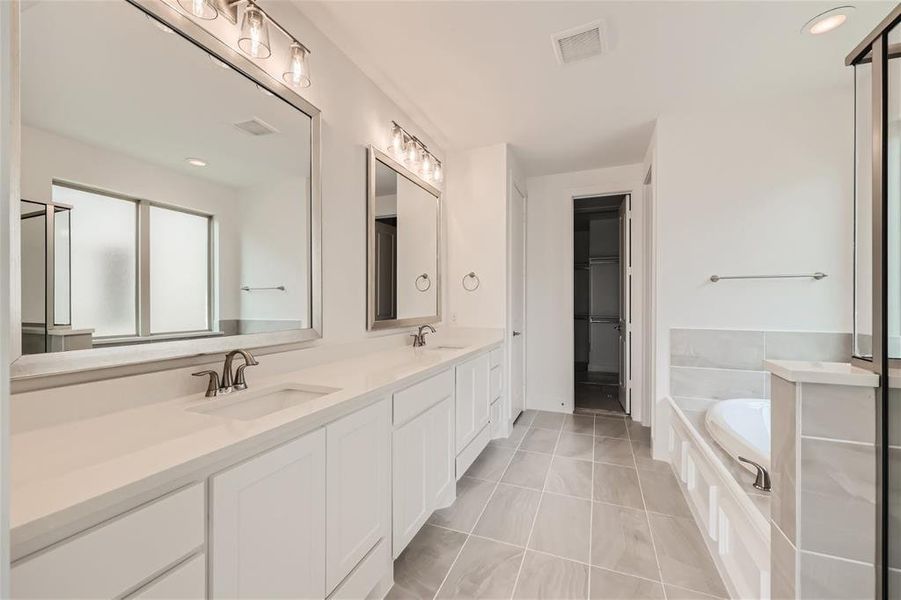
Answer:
[506, 175, 527, 428]
[568, 184, 644, 419]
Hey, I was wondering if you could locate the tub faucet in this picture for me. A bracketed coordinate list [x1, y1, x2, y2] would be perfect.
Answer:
[738, 456, 771, 492]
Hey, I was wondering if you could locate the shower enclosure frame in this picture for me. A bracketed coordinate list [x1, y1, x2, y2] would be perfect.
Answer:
[19, 198, 72, 335]
[847, 6, 901, 598]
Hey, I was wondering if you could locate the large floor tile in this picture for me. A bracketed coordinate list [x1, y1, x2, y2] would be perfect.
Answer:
[632, 441, 669, 473]
[529, 492, 592, 562]
[590, 503, 660, 580]
[492, 421, 528, 449]
[546, 456, 593, 499]
[564, 414, 596, 435]
[589, 568, 665, 600]
[502, 451, 552, 490]
[532, 411, 566, 430]
[517, 409, 539, 427]
[473, 483, 541, 546]
[595, 416, 629, 439]
[466, 444, 515, 481]
[593, 463, 644, 509]
[521, 427, 560, 454]
[436, 536, 524, 600]
[513, 551, 589, 600]
[638, 468, 691, 517]
[556, 432, 595, 461]
[628, 421, 652, 444]
[594, 437, 635, 467]
[648, 513, 727, 597]
[428, 477, 495, 532]
[388, 525, 467, 600]
[664, 585, 725, 600]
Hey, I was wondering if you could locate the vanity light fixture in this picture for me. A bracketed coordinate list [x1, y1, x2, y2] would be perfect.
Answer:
[178, 0, 218, 20]
[802, 6, 854, 35]
[388, 121, 443, 185]
[283, 42, 312, 89]
[173, 0, 314, 88]
[186, 157, 208, 167]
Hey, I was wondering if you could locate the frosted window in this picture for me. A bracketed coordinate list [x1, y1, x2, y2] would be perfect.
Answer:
[150, 206, 209, 333]
[54, 185, 137, 337]
[54, 207, 71, 326]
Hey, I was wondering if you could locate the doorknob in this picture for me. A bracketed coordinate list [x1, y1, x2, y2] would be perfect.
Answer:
[512, 331, 522, 336]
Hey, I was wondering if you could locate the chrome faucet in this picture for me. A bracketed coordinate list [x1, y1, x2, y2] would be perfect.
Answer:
[411, 325, 436, 347]
[192, 349, 259, 397]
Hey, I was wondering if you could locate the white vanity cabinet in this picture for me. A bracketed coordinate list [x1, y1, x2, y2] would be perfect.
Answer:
[325, 399, 390, 593]
[210, 428, 327, 599]
[392, 370, 456, 557]
[454, 354, 491, 477]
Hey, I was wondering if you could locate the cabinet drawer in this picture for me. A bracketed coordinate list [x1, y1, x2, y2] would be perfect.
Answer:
[328, 538, 389, 600]
[393, 369, 454, 426]
[490, 347, 503, 368]
[130, 553, 205, 600]
[12, 484, 204, 599]
[490, 366, 502, 401]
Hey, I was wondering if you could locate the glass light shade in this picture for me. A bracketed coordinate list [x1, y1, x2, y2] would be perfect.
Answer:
[283, 42, 311, 88]
[405, 140, 421, 167]
[238, 4, 271, 59]
[389, 124, 405, 157]
[178, 0, 218, 20]
[433, 162, 443, 183]
[421, 153, 434, 179]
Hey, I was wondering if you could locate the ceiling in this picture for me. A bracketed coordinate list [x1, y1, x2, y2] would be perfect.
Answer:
[295, 1, 895, 177]
[21, 0, 312, 190]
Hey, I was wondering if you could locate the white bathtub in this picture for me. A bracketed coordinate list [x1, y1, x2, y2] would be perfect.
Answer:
[705, 398, 771, 473]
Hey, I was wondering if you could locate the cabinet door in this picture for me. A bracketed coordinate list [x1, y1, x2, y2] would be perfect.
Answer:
[326, 399, 389, 592]
[455, 354, 491, 453]
[427, 396, 456, 508]
[211, 429, 326, 599]
[392, 413, 429, 557]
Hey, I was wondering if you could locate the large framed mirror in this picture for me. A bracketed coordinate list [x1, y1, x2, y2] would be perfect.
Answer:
[11, 0, 321, 380]
[367, 146, 440, 330]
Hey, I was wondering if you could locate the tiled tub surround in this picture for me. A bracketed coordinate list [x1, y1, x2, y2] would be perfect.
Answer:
[768, 361, 879, 600]
[670, 329, 851, 402]
[389, 410, 728, 600]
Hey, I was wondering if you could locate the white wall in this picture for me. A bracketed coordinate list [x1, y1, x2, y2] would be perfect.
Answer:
[396, 176, 437, 319]
[525, 164, 644, 413]
[652, 90, 853, 440]
[446, 143, 509, 328]
[11, 1, 445, 404]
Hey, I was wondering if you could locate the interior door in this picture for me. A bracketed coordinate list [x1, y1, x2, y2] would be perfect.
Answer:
[618, 197, 631, 413]
[509, 184, 526, 421]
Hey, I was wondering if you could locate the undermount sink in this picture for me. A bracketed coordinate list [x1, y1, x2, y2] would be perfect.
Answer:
[187, 383, 340, 421]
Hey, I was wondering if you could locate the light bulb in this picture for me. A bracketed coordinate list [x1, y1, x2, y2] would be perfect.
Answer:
[177, 0, 218, 20]
[433, 162, 443, 183]
[421, 153, 433, 179]
[405, 140, 420, 166]
[238, 4, 271, 59]
[389, 124, 405, 157]
[283, 42, 311, 88]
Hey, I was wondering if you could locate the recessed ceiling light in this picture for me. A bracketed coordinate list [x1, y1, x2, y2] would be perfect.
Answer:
[186, 158, 207, 167]
[209, 55, 230, 70]
[145, 14, 174, 34]
[802, 6, 854, 35]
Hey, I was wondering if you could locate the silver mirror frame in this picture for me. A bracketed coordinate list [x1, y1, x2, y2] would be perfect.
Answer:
[8, 0, 322, 382]
[366, 145, 441, 331]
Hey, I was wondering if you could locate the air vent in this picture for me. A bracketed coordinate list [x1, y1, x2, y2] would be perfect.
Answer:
[552, 20, 607, 65]
[233, 117, 279, 136]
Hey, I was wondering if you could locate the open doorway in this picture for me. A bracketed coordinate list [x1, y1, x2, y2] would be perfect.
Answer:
[573, 194, 630, 415]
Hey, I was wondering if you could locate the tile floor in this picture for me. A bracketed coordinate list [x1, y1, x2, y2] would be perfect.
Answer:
[388, 410, 728, 600]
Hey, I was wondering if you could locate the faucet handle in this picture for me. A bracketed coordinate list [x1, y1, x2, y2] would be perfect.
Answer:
[192, 370, 221, 398]
[234, 362, 257, 391]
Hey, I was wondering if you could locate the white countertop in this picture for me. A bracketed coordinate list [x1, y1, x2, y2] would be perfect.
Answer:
[764, 359, 879, 387]
[10, 330, 503, 559]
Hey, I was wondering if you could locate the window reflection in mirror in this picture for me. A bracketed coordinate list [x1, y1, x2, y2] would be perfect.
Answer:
[369, 151, 439, 329]
[19, 0, 314, 354]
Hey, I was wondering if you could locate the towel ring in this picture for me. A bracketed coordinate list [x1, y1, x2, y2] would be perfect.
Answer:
[415, 273, 431, 292]
[462, 271, 480, 292]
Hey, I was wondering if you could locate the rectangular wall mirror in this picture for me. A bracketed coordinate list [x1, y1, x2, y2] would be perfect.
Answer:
[13, 0, 321, 379]
[367, 146, 440, 330]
